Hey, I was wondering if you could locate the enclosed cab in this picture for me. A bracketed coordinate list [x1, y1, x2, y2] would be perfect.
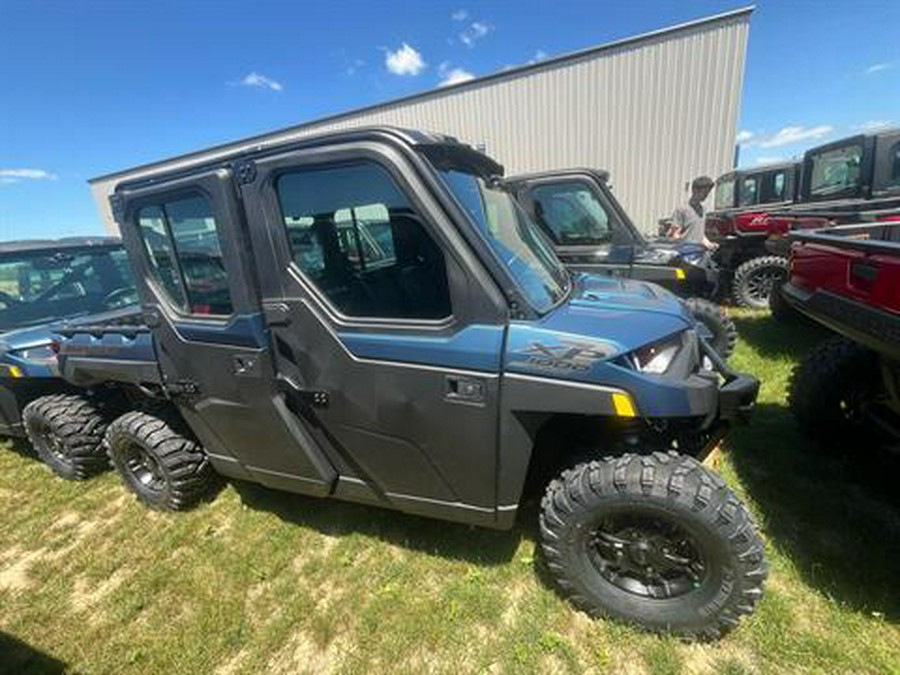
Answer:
[32, 127, 764, 638]
[506, 169, 737, 358]
[0, 237, 137, 437]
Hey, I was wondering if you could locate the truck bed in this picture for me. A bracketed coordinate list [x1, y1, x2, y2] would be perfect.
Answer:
[783, 222, 900, 360]
[55, 309, 162, 388]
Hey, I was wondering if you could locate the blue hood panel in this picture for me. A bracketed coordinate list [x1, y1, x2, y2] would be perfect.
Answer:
[505, 274, 693, 383]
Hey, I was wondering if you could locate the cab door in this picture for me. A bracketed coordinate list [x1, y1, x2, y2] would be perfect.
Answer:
[113, 168, 336, 495]
[237, 141, 508, 526]
[519, 176, 637, 276]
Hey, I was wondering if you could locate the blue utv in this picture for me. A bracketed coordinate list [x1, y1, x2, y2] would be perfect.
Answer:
[31, 127, 765, 638]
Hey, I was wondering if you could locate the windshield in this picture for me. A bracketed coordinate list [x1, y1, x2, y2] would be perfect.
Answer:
[714, 177, 736, 210]
[0, 247, 138, 332]
[438, 169, 569, 313]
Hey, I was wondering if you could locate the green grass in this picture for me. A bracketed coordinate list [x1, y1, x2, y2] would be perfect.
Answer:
[2, 310, 899, 674]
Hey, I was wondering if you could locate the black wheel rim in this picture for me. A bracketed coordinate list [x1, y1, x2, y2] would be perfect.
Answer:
[745, 268, 781, 305]
[121, 442, 167, 493]
[587, 512, 708, 599]
[30, 418, 72, 468]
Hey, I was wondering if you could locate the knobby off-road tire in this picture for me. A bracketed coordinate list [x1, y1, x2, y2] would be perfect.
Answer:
[539, 452, 766, 639]
[789, 337, 880, 446]
[683, 297, 738, 359]
[22, 394, 110, 480]
[105, 411, 214, 511]
[733, 256, 788, 309]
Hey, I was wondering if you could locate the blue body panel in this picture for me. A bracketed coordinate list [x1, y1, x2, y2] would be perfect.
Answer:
[504, 274, 702, 417]
[0, 324, 58, 377]
[338, 324, 505, 372]
[172, 313, 269, 349]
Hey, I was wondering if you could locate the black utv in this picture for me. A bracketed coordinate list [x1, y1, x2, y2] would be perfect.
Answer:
[507, 169, 737, 358]
[28, 127, 764, 638]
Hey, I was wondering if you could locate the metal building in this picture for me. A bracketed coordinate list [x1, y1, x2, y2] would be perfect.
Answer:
[91, 6, 752, 234]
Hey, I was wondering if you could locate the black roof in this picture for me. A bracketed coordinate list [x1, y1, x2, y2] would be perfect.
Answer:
[0, 236, 122, 255]
[506, 168, 612, 186]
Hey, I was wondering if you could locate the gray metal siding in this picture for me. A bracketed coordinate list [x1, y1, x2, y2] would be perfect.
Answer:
[91, 10, 750, 235]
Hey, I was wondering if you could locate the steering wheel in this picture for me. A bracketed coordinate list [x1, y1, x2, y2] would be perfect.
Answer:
[102, 287, 138, 308]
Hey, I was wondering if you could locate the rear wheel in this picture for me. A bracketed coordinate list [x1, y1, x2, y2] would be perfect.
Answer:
[22, 394, 110, 480]
[789, 337, 880, 446]
[105, 411, 215, 510]
[683, 297, 737, 359]
[733, 256, 788, 309]
[539, 452, 766, 639]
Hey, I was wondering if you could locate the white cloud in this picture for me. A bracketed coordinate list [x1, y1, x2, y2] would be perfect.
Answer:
[346, 58, 366, 76]
[853, 119, 893, 132]
[527, 50, 548, 64]
[865, 62, 895, 75]
[239, 72, 283, 91]
[736, 130, 754, 144]
[756, 156, 786, 165]
[0, 168, 57, 184]
[451, 9, 468, 21]
[759, 125, 833, 148]
[385, 43, 426, 76]
[439, 66, 475, 87]
[459, 21, 490, 47]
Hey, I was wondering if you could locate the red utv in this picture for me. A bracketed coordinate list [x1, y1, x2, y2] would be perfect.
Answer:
[707, 128, 900, 308]
[780, 221, 900, 452]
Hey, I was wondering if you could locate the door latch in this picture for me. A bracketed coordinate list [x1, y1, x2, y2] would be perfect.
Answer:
[445, 375, 486, 405]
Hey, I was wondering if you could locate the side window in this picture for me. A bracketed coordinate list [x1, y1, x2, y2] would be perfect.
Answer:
[530, 182, 611, 245]
[810, 144, 863, 196]
[275, 162, 451, 320]
[738, 177, 759, 206]
[136, 194, 234, 316]
[890, 142, 900, 187]
[771, 172, 786, 201]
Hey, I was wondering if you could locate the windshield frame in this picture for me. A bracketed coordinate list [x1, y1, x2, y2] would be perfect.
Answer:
[433, 167, 572, 316]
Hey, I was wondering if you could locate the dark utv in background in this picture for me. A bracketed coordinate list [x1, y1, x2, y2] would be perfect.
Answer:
[507, 169, 738, 358]
[0, 238, 136, 441]
[707, 128, 900, 308]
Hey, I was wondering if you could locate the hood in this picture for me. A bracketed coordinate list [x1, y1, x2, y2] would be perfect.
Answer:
[505, 273, 694, 380]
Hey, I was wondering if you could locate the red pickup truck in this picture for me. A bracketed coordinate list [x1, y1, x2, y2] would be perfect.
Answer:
[780, 222, 900, 451]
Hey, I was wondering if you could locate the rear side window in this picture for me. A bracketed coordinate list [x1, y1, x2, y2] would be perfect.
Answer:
[738, 176, 759, 206]
[771, 172, 786, 201]
[530, 182, 611, 245]
[275, 162, 451, 320]
[809, 144, 863, 197]
[136, 194, 234, 316]
[890, 142, 900, 187]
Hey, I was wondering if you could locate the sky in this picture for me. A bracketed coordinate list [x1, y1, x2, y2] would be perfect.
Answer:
[1, 0, 898, 239]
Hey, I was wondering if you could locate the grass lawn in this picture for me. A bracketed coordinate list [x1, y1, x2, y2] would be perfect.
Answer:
[1, 309, 899, 674]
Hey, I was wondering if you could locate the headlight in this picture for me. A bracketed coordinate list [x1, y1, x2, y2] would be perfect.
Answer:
[14, 345, 56, 362]
[631, 333, 684, 374]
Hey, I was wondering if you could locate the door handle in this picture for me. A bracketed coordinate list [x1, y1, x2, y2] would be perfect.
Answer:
[445, 375, 486, 404]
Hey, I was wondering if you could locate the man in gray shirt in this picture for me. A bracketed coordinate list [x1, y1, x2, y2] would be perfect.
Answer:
[669, 175, 717, 249]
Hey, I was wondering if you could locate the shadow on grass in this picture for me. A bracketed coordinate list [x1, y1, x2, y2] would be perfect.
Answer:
[0, 632, 67, 675]
[0, 435, 37, 461]
[231, 479, 528, 567]
[731, 312, 831, 360]
[728, 402, 900, 620]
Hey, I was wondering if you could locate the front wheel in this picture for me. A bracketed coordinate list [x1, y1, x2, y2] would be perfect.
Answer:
[733, 256, 788, 309]
[539, 452, 766, 639]
[683, 297, 737, 359]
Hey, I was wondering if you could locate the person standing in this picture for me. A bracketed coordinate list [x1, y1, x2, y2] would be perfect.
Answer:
[668, 176, 717, 249]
